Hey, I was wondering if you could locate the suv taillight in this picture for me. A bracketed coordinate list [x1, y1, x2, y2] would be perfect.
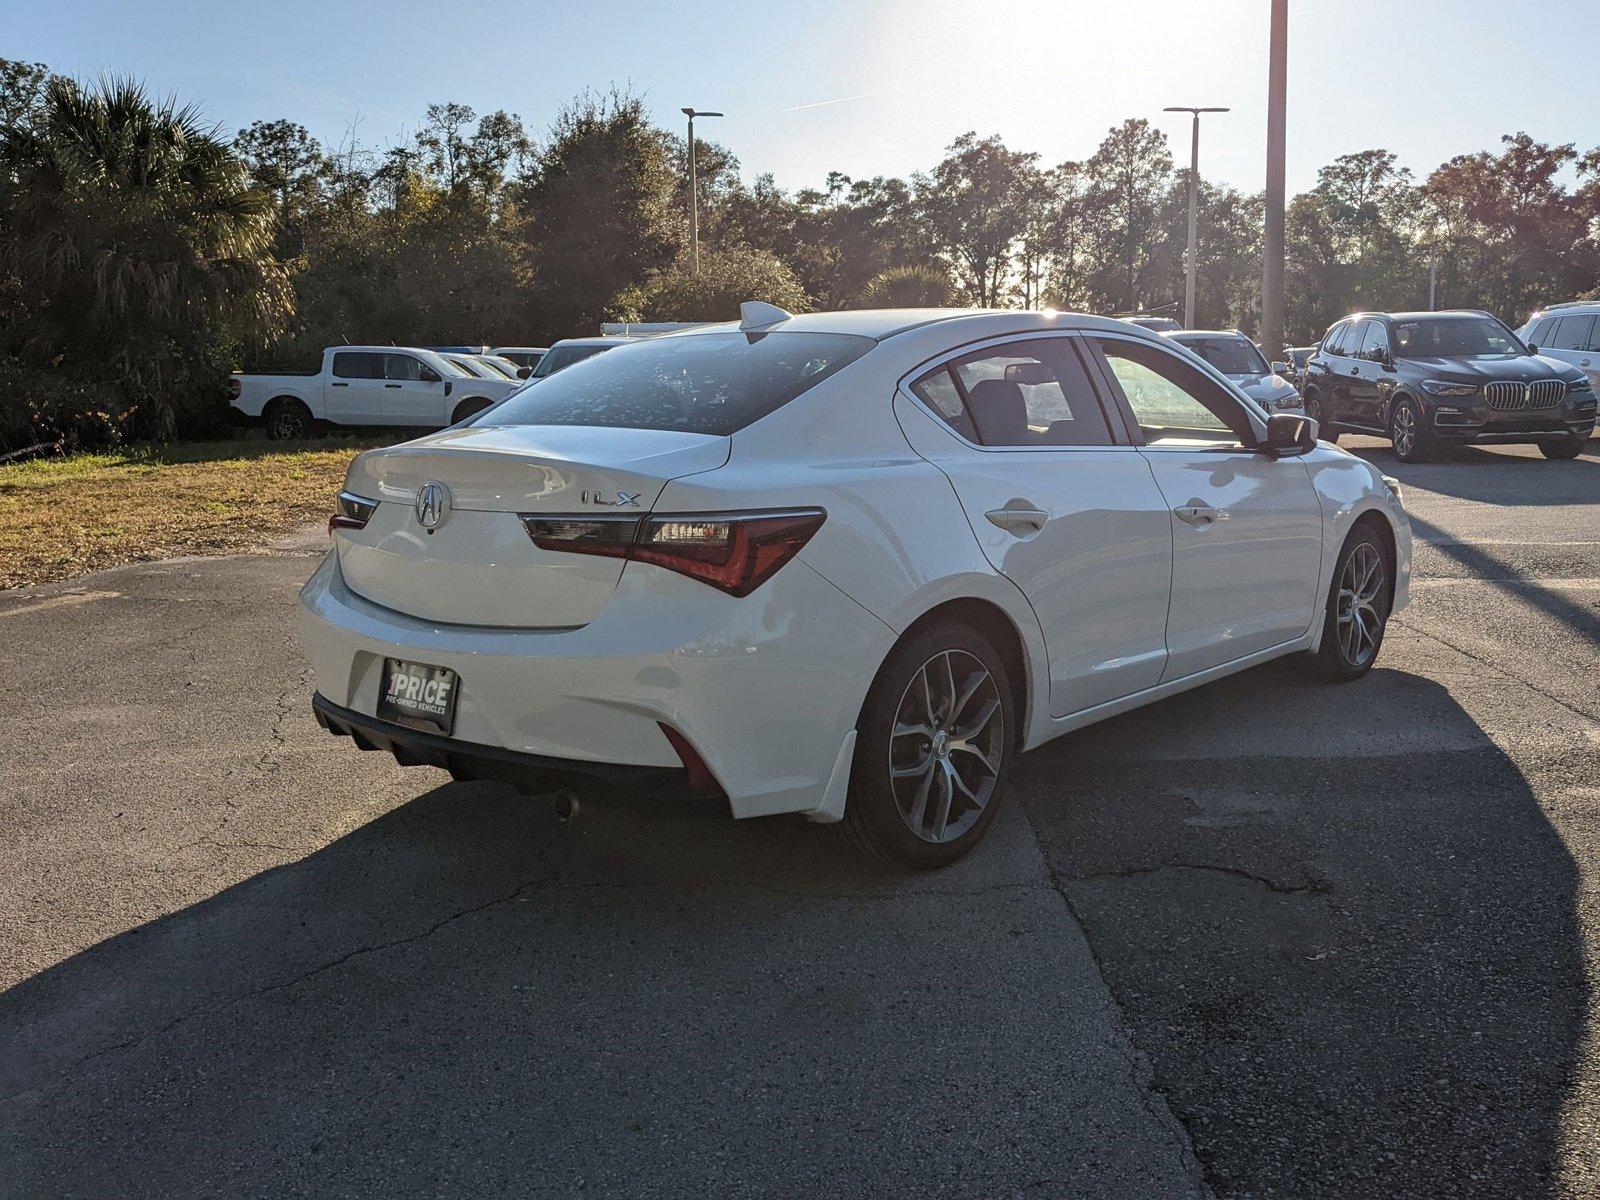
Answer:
[227, 378, 242, 399]
[521, 509, 826, 597]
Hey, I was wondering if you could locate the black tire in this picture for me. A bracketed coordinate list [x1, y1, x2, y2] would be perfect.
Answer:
[1389, 396, 1431, 462]
[1538, 431, 1588, 460]
[1305, 523, 1393, 683]
[838, 619, 1016, 869]
[1304, 389, 1338, 443]
[452, 398, 492, 425]
[263, 397, 313, 441]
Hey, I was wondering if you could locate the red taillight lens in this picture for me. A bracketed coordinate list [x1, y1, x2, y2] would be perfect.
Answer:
[329, 490, 377, 535]
[631, 510, 826, 597]
[518, 508, 826, 597]
[227, 378, 242, 399]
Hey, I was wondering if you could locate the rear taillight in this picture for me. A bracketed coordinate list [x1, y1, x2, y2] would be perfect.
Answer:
[520, 508, 826, 597]
[329, 490, 378, 534]
[227, 378, 242, 399]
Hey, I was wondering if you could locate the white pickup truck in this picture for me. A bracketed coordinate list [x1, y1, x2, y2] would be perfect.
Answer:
[229, 346, 521, 439]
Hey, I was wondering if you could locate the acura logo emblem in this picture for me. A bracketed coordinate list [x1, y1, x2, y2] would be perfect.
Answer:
[415, 481, 451, 530]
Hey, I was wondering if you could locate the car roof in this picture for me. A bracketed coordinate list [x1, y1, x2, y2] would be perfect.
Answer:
[492, 346, 549, 353]
[548, 336, 638, 348]
[651, 308, 1184, 343]
[1164, 329, 1247, 339]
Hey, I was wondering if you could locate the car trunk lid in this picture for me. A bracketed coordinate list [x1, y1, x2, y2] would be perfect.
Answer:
[337, 425, 729, 628]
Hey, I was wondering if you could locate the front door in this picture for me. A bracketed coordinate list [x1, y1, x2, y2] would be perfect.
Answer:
[381, 353, 450, 426]
[1087, 334, 1325, 681]
[895, 334, 1173, 717]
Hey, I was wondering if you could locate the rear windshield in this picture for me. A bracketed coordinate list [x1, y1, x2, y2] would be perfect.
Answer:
[486, 331, 875, 435]
[1172, 336, 1270, 376]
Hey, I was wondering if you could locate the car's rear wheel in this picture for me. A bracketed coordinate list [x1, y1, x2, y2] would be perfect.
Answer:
[264, 398, 313, 441]
[1304, 389, 1338, 443]
[1305, 525, 1392, 682]
[1538, 431, 1588, 460]
[839, 619, 1014, 869]
[1389, 397, 1431, 462]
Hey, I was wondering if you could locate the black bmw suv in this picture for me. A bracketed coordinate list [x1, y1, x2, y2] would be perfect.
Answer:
[1301, 310, 1596, 461]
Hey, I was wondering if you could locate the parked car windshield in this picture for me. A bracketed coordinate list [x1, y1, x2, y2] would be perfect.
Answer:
[486, 331, 874, 435]
[1172, 335, 1271, 377]
[1392, 316, 1521, 359]
[530, 342, 619, 379]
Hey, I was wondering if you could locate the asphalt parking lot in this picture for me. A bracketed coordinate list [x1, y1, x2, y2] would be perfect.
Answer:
[2, 437, 1596, 1198]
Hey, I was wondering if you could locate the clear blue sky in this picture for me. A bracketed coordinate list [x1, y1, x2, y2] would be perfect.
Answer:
[6, 0, 1598, 194]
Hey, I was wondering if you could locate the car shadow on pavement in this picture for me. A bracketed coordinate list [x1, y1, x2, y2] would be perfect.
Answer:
[0, 764, 1200, 1197]
[1015, 658, 1590, 1198]
[1344, 438, 1600, 506]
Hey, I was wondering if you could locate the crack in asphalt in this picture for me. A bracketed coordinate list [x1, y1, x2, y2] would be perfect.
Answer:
[1016, 796, 1214, 1198]
[170, 667, 311, 856]
[1070, 861, 1331, 896]
[1, 861, 562, 1105]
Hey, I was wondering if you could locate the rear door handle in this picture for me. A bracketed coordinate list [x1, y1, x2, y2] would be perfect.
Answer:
[1173, 504, 1226, 526]
[331, 381, 348, 387]
[985, 507, 1049, 536]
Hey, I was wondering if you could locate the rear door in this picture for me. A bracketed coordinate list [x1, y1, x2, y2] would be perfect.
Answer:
[1086, 333, 1324, 681]
[895, 334, 1174, 717]
[381, 353, 451, 426]
[328, 352, 385, 422]
[1349, 320, 1392, 428]
[1545, 315, 1599, 386]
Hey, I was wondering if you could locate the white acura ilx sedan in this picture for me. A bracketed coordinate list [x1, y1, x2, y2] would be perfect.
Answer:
[302, 303, 1410, 867]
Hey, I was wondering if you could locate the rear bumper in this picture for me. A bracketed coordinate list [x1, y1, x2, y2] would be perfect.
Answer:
[298, 548, 894, 820]
[312, 692, 717, 801]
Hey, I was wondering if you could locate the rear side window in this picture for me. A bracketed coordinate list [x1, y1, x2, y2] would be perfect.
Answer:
[333, 352, 380, 379]
[1549, 316, 1598, 352]
[489, 331, 874, 435]
[911, 338, 1113, 447]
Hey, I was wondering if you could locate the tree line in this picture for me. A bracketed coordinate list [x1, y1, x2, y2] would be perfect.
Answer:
[3, 56, 1598, 451]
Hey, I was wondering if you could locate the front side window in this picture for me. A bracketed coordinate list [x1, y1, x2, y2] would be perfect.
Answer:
[487, 331, 873, 435]
[1323, 323, 1351, 357]
[1529, 317, 1556, 346]
[1093, 338, 1252, 447]
[384, 354, 426, 382]
[1358, 322, 1391, 359]
[911, 338, 1114, 447]
[1392, 316, 1519, 359]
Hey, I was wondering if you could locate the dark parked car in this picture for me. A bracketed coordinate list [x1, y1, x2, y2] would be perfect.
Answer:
[1301, 311, 1596, 461]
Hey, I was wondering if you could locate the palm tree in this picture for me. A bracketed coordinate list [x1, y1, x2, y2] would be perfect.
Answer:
[1, 76, 291, 435]
[857, 265, 956, 309]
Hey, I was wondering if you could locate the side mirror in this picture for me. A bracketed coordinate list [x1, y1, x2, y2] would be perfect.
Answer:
[1526, 343, 1539, 355]
[419, 367, 442, 384]
[516, 365, 533, 379]
[1365, 346, 1391, 366]
[1270, 360, 1290, 376]
[1264, 411, 1317, 456]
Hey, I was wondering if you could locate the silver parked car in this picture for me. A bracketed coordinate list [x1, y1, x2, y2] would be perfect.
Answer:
[1163, 330, 1303, 412]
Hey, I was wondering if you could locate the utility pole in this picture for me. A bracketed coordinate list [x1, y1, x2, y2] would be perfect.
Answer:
[1164, 106, 1230, 328]
[1428, 261, 1438, 310]
[1260, 0, 1288, 359]
[681, 107, 723, 274]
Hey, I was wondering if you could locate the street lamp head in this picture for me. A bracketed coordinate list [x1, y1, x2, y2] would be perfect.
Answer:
[682, 108, 724, 119]
[1164, 106, 1231, 115]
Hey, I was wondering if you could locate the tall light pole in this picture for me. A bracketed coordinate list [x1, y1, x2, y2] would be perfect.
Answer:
[681, 107, 722, 274]
[1164, 106, 1229, 329]
[1260, 0, 1288, 359]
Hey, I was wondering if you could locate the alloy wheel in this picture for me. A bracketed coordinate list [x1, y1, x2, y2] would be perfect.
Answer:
[888, 649, 1005, 844]
[1392, 405, 1415, 457]
[1336, 542, 1385, 667]
[270, 407, 307, 440]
